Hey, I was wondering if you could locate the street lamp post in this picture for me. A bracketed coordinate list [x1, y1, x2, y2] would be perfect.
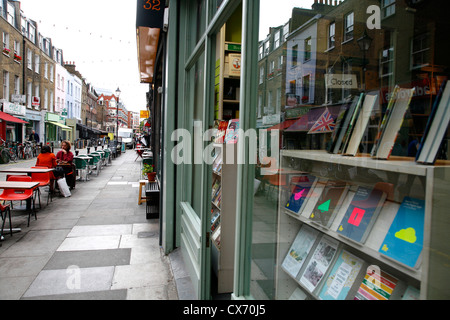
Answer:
[115, 87, 121, 144]
[357, 29, 373, 92]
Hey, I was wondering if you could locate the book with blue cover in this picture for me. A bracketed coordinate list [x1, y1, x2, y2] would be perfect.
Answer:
[336, 186, 387, 243]
[285, 174, 317, 215]
[379, 197, 425, 268]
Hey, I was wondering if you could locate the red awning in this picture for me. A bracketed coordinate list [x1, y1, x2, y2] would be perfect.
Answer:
[267, 119, 297, 131]
[0, 111, 28, 124]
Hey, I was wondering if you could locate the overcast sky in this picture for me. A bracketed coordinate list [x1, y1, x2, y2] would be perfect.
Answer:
[18, 0, 314, 112]
[19, 0, 147, 113]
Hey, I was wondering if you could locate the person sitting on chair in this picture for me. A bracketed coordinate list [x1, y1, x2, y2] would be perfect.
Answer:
[35, 145, 57, 192]
[56, 140, 75, 190]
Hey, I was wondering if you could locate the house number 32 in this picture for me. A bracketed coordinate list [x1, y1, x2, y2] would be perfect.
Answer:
[144, 0, 161, 11]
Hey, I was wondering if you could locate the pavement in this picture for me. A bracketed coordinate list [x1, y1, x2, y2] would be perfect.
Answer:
[0, 147, 196, 300]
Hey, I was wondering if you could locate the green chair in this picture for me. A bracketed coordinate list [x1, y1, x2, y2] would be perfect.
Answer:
[88, 153, 101, 176]
[74, 157, 89, 181]
[91, 152, 104, 170]
[103, 148, 112, 165]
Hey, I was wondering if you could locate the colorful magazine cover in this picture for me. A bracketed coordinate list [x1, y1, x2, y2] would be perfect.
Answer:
[379, 197, 425, 268]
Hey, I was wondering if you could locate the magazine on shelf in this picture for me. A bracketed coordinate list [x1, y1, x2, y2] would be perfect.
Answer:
[308, 180, 349, 228]
[344, 93, 379, 156]
[401, 286, 420, 300]
[416, 80, 450, 164]
[299, 235, 339, 292]
[224, 119, 239, 144]
[336, 186, 387, 243]
[285, 174, 318, 215]
[379, 197, 425, 268]
[211, 208, 221, 233]
[319, 250, 364, 300]
[372, 87, 415, 160]
[371, 86, 400, 157]
[281, 225, 320, 278]
[215, 120, 229, 144]
[354, 266, 398, 300]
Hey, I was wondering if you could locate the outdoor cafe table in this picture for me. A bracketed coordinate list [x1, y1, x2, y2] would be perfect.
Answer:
[0, 167, 54, 210]
[0, 181, 40, 236]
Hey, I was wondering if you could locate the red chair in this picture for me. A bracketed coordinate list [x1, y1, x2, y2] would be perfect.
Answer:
[0, 203, 12, 238]
[31, 166, 53, 208]
[0, 176, 37, 227]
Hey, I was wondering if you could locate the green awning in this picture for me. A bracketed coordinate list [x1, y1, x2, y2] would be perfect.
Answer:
[47, 121, 71, 131]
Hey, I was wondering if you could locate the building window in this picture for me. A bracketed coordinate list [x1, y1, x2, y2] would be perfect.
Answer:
[7, 3, 15, 26]
[292, 44, 298, 67]
[344, 12, 354, 42]
[34, 85, 39, 109]
[35, 54, 40, 73]
[259, 67, 264, 84]
[27, 49, 32, 69]
[411, 33, 431, 70]
[380, 47, 394, 78]
[274, 30, 280, 49]
[50, 65, 54, 82]
[44, 89, 48, 110]
[302, 75, 310, 103]
[304, 37, 312, 62]
[27, 82, 32, 108]
[3, 72, 9, 100]
[13, 40, 20, 56]
[382, 0, 396, 18]
[14, 76, 20, 95]
[44, 62, 48, 79]
[328, 22, 335, 49]
[2, 32, 9, 51]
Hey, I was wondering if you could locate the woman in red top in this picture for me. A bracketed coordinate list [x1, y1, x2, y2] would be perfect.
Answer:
[56, 140, 75, 189]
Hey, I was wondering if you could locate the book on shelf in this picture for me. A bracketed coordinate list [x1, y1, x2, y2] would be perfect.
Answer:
[327, 98, 353, 153]
[401, 285, 420, 300]
[319, 250, 364, 300]
[212, 226, 221, 249]
[336, 186, 387, 243]
[299, 235, 339, 292]
[211, 208, 221, 233]
[371, 86, 400, 157]
[224, 119, 239, 144]
[329, 94, 364, 154]
[379, 197, 425, 269]
[285, 174, 317, 215]
[372, 87, 415, 160]
[281, 225, 320, 278]
[339, 93, 364, 155]
[343, 92, 379, 156]
[354, 266, 398, 300]
[308, 180, 349, 228]
[416, 80, 450, 164]
[307, 107, 336, 134]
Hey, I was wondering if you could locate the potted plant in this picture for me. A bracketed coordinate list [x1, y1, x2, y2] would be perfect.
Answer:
[142, 164, 156, 181]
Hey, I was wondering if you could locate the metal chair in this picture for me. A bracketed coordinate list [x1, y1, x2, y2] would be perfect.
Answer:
[31, 166, 53, 208]
[74, 157, 89, 181]
[0, 203, 12, 238]
[0, 176, 37, 227]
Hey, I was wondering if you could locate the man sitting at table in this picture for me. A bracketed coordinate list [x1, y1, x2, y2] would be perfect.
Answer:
[56, 140, 75, 190]
[35, 145, 57, 192]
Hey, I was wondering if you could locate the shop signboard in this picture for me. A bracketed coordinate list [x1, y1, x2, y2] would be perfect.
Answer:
[136, 0, 164, 29]
[32, 96, 40, 107]
[2, 102, 26, 116]
[325, 74, 358, 90]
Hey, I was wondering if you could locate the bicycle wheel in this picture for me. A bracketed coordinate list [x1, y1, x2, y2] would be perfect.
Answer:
[9, 150, 18, 163]
[1, 149, 10, 164]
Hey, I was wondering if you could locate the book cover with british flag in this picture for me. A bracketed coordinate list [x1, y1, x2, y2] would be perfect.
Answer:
[308, 108, 336, 134]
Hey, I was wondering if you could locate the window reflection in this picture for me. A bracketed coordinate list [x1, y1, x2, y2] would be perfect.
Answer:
[253, 0, 449, 300]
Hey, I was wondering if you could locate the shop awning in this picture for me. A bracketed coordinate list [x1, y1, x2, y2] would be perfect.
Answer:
[0, 111, 28, 124]
[267, 119, 297, 131]
[48, 121, 72, 130]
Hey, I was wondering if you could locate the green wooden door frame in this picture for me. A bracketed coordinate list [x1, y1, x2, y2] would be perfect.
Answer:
[232, 0, 259, 300]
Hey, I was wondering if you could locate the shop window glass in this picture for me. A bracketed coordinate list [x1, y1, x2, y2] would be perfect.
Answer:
[252, 0, 450, 300]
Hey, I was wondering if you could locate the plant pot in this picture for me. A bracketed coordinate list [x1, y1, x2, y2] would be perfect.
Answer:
[147, 172, 156, 181]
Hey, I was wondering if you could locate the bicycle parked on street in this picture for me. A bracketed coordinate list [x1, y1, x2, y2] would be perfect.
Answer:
[0, 139, 18, 164]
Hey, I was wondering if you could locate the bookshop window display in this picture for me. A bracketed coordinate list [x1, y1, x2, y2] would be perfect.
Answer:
[250, 0, 449, 300]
